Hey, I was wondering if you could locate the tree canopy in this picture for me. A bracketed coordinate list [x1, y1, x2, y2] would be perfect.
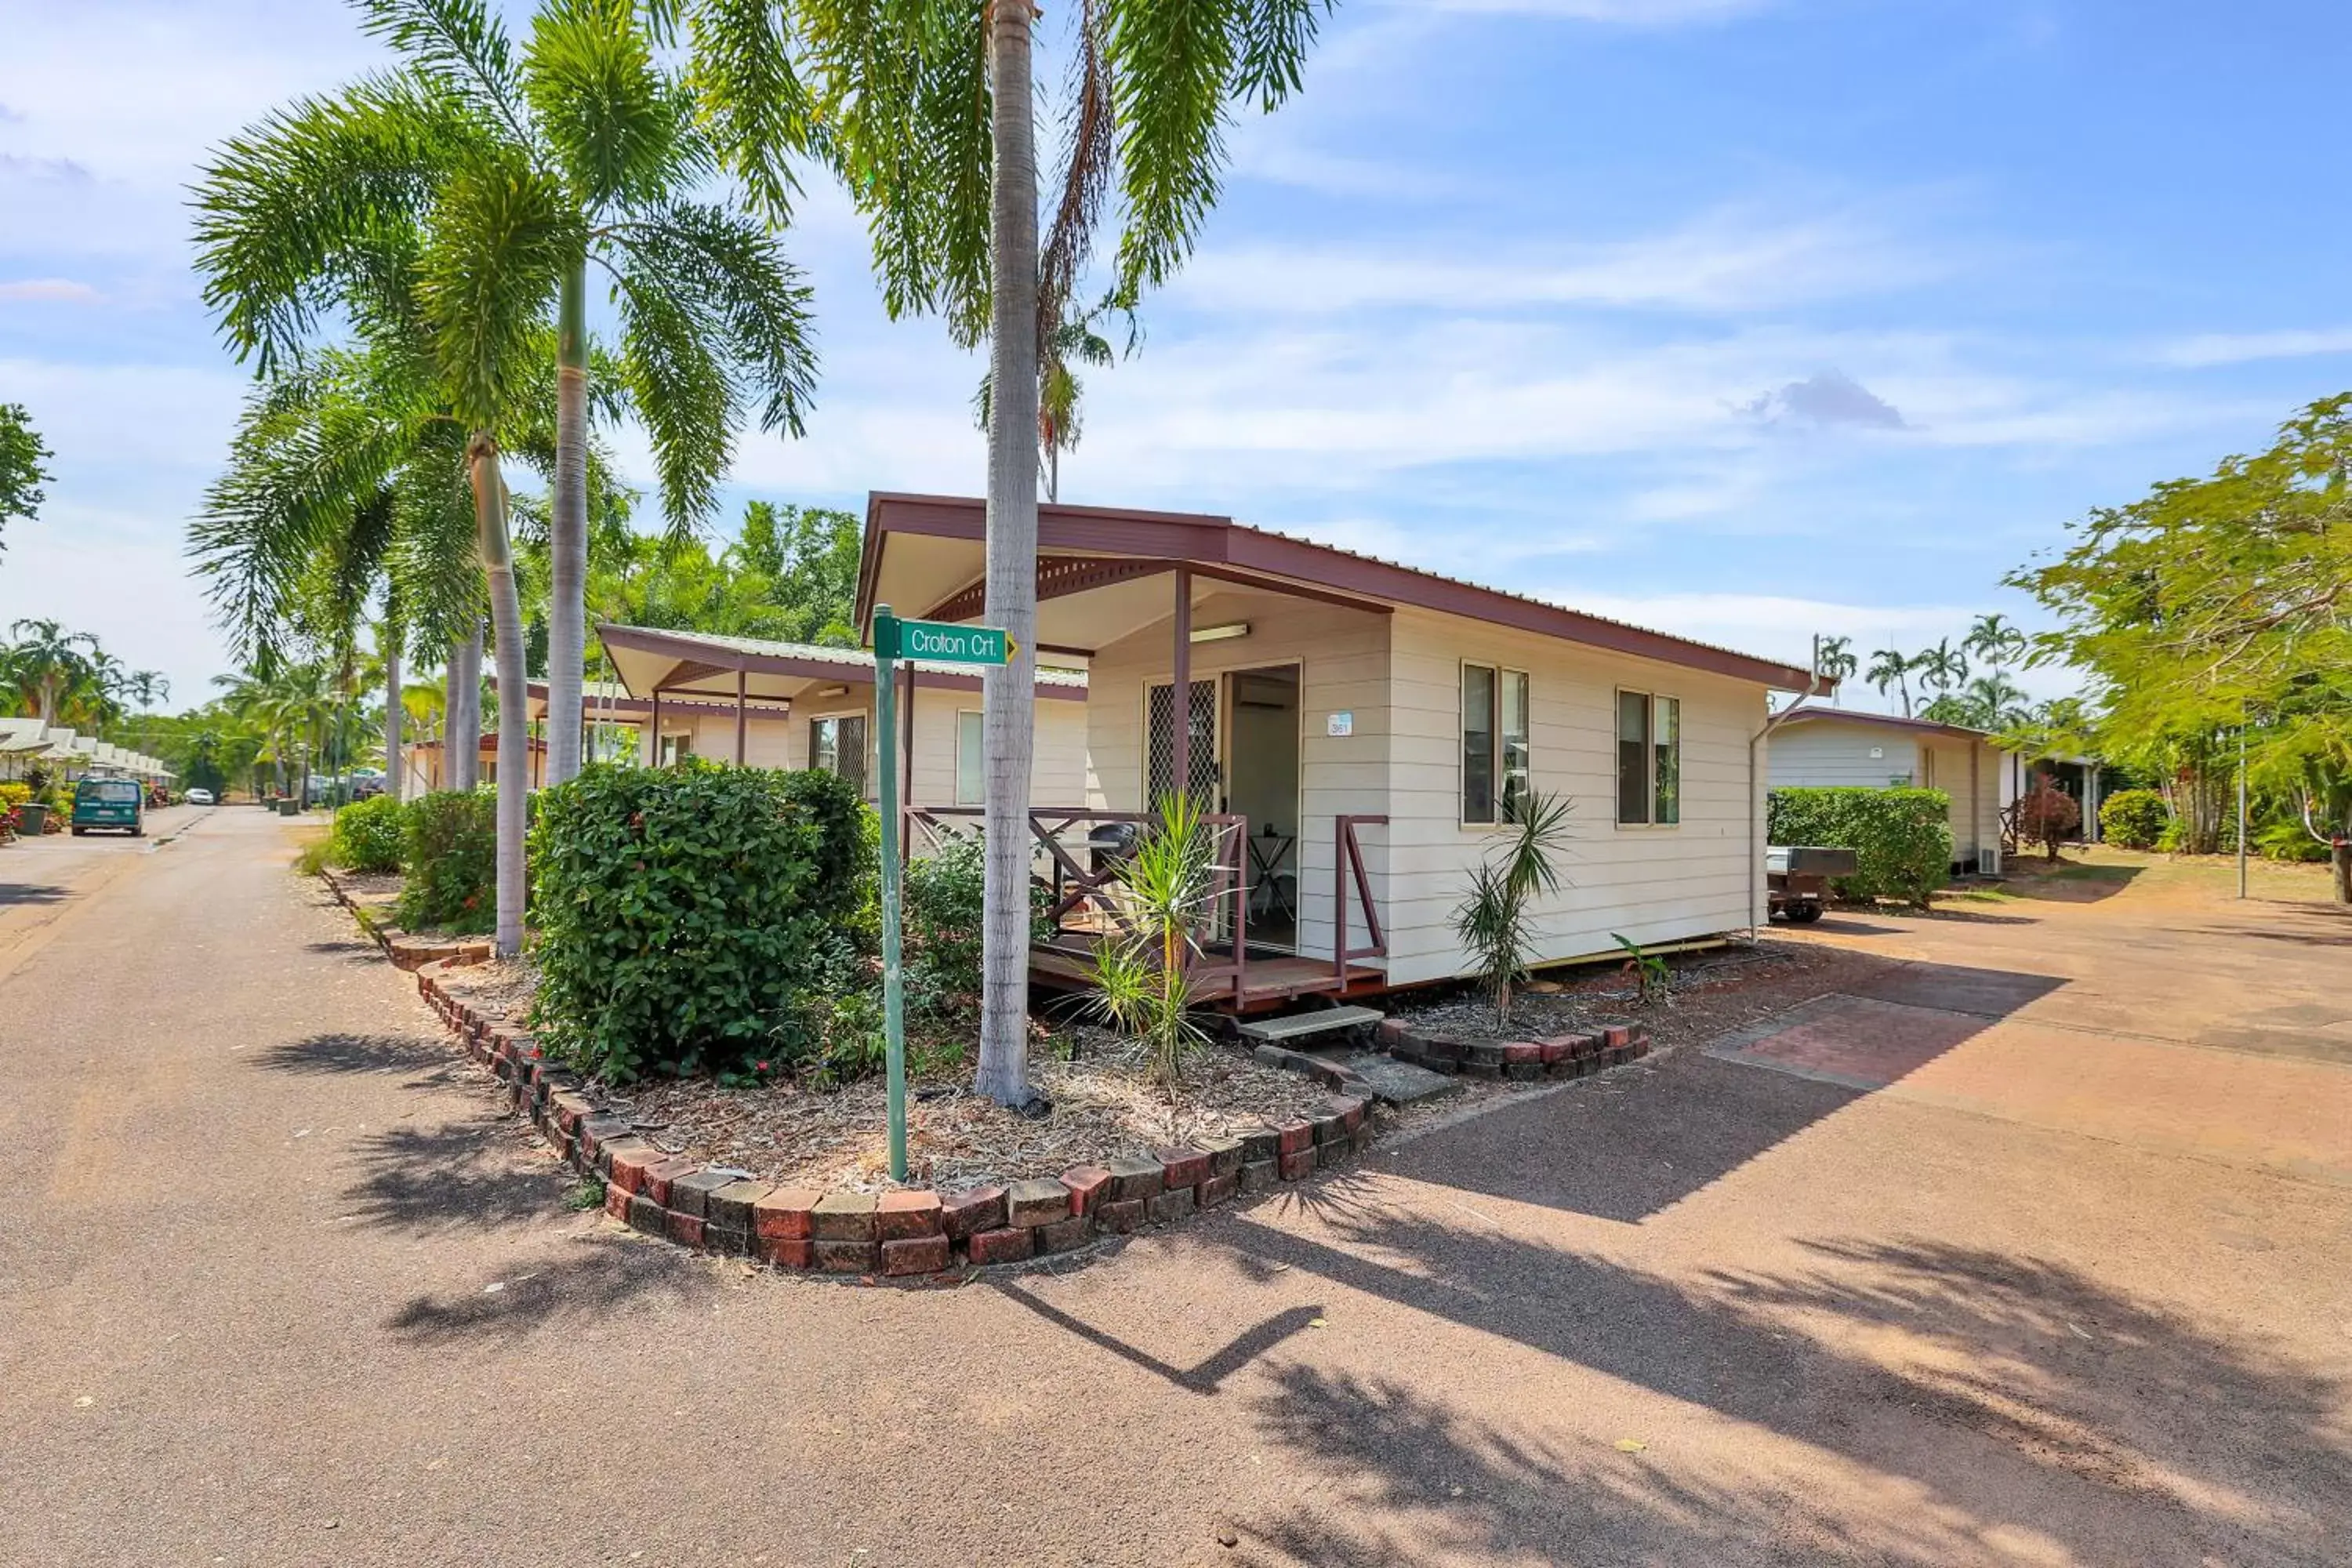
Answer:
[0, 402, 53, 556]
[2009, 392, 2352, 885]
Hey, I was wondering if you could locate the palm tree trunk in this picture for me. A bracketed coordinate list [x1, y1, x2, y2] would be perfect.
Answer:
[546, 258, 589, 787]
[975, 0, 1042, 1109]
[470, 434, 530, 959]
[448, 630, 481, 792]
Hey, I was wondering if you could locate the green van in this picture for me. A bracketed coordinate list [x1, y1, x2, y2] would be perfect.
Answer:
[71, 777, 146, 837]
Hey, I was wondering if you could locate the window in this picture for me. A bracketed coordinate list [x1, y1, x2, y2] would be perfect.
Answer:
[1617, 691, 1681, 826]
[956, 710, 984, 806]
[809, 714, 868, 797]
[1461, 664, 1530, 825]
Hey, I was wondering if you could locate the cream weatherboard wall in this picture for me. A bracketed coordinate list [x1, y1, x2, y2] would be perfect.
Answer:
[1917, 735, 2002, 864]
[1383, 607, 1771, 987]
[1766, 717, 2002, 866]
[636, 689, 1088, 811]
[1765, 720, 1919, 789]
[1083, 587, 1392, 966]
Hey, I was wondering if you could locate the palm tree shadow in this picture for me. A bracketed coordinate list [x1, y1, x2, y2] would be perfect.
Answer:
[1219, 1212, 2351, 1566]
[383, 1235, 713, 1345]
[249, 1031, 462, 1083]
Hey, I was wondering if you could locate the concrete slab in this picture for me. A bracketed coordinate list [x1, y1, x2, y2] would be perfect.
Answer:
[1327, 1051, 1464, 1106]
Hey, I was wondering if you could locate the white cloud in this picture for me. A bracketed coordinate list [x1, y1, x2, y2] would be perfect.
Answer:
[2158, 326, 2352, 368]
[1170, 208, 1946, 318]
[0, 278, 102, 303]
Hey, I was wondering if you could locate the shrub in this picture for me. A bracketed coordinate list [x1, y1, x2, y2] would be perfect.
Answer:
[1767, 787, 1954, 906]
[331, 793, 406, 873]
[0, 782, 31, 809]
[397, 789, 499, 933]
[903, 830, 987, 1018]
[2098, 788, 2169, 851]
[528, 760, 869, 1082]
[2015, 780, 2082, 861]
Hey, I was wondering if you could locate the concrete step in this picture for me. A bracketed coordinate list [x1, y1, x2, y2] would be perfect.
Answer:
[1236, 1005, 1385, 1045]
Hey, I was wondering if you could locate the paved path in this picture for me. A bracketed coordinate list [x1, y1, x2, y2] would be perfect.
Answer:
[3, 811, 2347, 1566]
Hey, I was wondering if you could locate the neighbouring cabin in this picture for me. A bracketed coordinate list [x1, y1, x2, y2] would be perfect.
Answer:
[1766, 706, 2006, 873]
[398, 728, 547, 796]
[858, 492, 1820, 1009]
[588, 626, 1091, 811]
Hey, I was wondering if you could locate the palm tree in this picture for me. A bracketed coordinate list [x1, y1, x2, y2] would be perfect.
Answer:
[1965, 612, 2027, 675]
[347, 0, 817, 790]
[192, 0, 807, 954]
[1867, 645, 1916, 718]
[1959, 673, 2030, 731]
[1915, 638, 1969, 701]
[1813, 635, 1857, 704]
[680, 0, 1333, 1105]
[129, 670, 169, 717]
[190, 343, 486, 803]
[6, 618, 100, 725]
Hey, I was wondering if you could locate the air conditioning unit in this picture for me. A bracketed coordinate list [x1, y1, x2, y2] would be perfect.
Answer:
[1976, 847, 2003, 877]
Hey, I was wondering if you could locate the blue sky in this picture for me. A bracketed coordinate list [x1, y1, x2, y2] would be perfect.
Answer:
[4, 0, 2349, 710]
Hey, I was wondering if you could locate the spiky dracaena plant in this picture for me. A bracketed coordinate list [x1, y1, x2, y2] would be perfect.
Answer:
[1087, 793, 1222, 1089]
[1450, 789, 1574, 1026]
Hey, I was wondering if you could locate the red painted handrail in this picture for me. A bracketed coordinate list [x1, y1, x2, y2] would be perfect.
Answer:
[1333, 815, 1388, 982]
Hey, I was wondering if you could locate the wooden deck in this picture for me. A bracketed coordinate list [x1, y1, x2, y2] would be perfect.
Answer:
[1028, 936, 1387, 1012]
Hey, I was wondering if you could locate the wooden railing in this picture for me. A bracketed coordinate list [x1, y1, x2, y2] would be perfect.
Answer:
[905, 805, 1254, 1000]
[1332, 814, 1388, 982]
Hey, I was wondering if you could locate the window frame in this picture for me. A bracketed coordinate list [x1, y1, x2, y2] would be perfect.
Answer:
[1614, 688, 1682, 829]
[1459, 661, 1530, 829]
[808, 713, 870, 798]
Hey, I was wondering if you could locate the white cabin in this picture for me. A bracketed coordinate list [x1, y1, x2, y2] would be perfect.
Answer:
[861, 494, 1821, 1005]
[1766, 706, 2005, 873]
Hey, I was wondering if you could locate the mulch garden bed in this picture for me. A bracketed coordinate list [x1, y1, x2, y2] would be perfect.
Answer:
[1385, 938, 1850, 1051]
[601, 1029, 1343, 1195]
[428, 949, 1345, 1194]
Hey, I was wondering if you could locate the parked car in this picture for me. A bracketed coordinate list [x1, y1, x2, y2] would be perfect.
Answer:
[71, 777, 146, 837]
[186, 788, 216, 806]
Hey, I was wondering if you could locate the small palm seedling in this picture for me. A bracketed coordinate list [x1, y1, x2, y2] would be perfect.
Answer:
[1451, 790, 1574, 1026]
[1613, 934, 1671, 1007]
[1087, 793, 1224, 1089]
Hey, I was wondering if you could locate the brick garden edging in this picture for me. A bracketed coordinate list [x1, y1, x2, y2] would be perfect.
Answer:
[1374, 1018, 1652, 1081]
[318, 870, 1381, 1283]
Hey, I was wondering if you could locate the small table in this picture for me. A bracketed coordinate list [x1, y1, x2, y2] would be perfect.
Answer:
[1248, 831, 1297, 924]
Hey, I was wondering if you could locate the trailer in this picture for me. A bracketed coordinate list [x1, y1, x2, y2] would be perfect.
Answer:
[1766, 844, 1858, 924]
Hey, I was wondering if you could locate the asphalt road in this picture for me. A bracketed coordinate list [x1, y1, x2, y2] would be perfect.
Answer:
[2, 808, 2347, 1566]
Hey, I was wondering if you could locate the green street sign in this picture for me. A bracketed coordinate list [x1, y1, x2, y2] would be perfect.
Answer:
[874, 613, 1014, 666]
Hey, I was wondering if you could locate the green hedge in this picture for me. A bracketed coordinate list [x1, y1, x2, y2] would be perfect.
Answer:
[528, 760, 869, 1082]
[397, 789, 499, 934]
[331, 793, 406, 873]
[1767, 786, 1954, 906]
[2098, 788, 2168, 850]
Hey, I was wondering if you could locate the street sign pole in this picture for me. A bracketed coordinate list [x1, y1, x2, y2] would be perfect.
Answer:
[869, 608, 1010, 1184]
[873, 604, 909, 1181]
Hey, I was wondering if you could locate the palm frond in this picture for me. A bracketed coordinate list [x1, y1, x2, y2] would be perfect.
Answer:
[357, 0, 528, 141]
[192, 72, 477, 373]
[608, 246, 735, 532]
[1105, 0, 1235, 299]
[615, 200, 817, 436]
[523, 0, 705, 211]
[1040, 0, 1116, 329]
[681, 0, 815, 220]
[415, 143, 579, 429]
